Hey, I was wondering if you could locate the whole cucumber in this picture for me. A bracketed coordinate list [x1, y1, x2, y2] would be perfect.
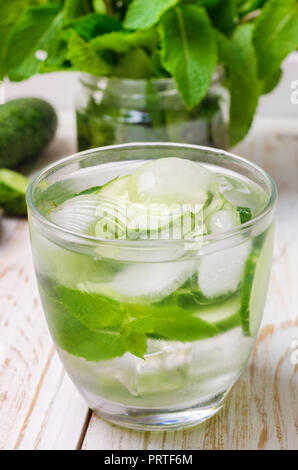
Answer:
[0, 98, 58, 169]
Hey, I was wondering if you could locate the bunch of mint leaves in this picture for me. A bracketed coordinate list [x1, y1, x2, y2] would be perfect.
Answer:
[1, 0, 298, 145]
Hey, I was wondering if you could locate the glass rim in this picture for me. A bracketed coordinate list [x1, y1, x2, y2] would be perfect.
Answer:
[79, 67, 224, 88]
[27, 142, 277, 248]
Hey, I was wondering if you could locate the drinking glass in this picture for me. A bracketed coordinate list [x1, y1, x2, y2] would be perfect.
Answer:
[27, 143, 277, 430]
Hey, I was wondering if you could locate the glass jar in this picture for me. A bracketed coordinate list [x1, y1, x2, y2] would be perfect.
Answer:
[27, 143, 276, 431]
[75, 73, 229, 151]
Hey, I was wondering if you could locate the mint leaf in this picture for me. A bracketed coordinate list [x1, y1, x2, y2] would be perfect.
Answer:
[65, 13, 122, 41]
[64, 0, 93, 19]
[123, 314, 155, 333]
[253, 0, 298, 79]
[41, 286, 125, 362]
[150, 307, 220, 342]
[67, 31, 111, 75]
[121, 330, 147, 358]
[217, 24, 260, 145]
[159, 5, 217, 108]
[0, 0, 31, 79]
[261, 67, 282, 95]
[5, 4, 63, 81]
[151, 50, 170, 77]
[113, 47, 153, 78]
[124, 0, 180, 29]
[91, 29, 158, 53]
[56, 285, 124, 330]
[237, 0, 266, 17]
[125, 305, 220, 342]
[93, 0, 107, 14]
[39, 12, 71, 74]
[208, 0, 237, 35]
[39, 273, 242, 362]
[195, 0, 222, 6]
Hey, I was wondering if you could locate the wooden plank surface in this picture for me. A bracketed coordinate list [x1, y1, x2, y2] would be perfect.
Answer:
[0, 114, 297, 450]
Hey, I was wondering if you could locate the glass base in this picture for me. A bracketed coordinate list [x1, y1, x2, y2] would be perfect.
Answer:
[89, 390, 229, 431]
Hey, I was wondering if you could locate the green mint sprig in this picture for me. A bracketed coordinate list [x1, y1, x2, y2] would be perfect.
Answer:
[42, 283, 223, 361]
[1, 0, 298, 144]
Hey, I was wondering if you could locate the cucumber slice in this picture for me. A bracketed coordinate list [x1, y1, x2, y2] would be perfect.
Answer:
[198, 191, 249, 300]
[126, 210, 183, 240]
[96, 185, 205, 240]
[237, 206, 252, 224]
[49, 176, 130, 237]
[203, 192, 225, 219]
[197, 241, 252, 301]
[95, 213, 126, 239]
[125, 205, 204, 240]
[50, 194, 99, 234]
[0, 169, 29, 216]
[95, 196, 128, 239]
[79, 260, 194, 304]
[95, 199, 184, 240]
[97, 175, 130, 202]
[203, 192, 241, 235]
[94, 176, 132, 239]
[195, 294, 241, 331]
[240, 227, 274, 336]
[94, 164, 217, 241]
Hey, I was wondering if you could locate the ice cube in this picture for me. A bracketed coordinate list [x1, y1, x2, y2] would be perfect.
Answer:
[108, 259, 194, 303]
[189, 328, 253, 384]
[79, 258, 193, 302]
[198, 240, 252, 299]
[207, 209, 240, 234]
[130, 158, 217, 205]
[221, 177, 268, 216]
[117, 341, 193, 396]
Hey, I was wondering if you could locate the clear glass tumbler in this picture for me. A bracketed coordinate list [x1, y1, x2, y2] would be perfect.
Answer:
[27, 143, 277, 430]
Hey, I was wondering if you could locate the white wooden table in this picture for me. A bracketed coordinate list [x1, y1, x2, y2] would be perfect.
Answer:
[0, 104, 297, 449]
